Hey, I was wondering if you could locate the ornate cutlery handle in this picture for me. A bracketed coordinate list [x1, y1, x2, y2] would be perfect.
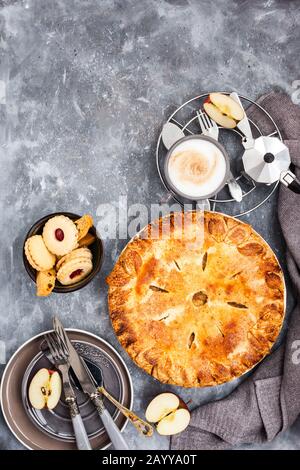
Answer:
[65, 396, 92, 450]
[98, 386, 153, 437]
[90, 393, 129, 450]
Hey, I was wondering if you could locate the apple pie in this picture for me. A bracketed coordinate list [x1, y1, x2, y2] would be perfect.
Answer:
[107, 211, 285, 387]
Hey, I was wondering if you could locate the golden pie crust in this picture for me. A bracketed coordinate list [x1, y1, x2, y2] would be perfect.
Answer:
[107, 211, 285, 387]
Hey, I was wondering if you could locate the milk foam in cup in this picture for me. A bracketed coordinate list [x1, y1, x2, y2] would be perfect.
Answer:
[166, 138, 228, 199]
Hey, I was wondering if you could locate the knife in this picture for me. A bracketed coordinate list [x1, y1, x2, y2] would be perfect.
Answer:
[53, 317, 129, 450]
[230, 92, 255, 145]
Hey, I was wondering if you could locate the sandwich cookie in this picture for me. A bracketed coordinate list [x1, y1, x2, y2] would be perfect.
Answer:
[56, 247, 92, 271]
[25, 235, 56, 271]
[57, 258, 93, 285]
[43, 215, 78, 256]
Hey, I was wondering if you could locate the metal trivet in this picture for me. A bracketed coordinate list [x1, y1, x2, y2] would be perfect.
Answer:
[156, 92, 282, 218]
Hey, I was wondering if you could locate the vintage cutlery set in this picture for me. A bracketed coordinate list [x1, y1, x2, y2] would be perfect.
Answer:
[0, 91, 292, 450]
[40, 317, 152, 450]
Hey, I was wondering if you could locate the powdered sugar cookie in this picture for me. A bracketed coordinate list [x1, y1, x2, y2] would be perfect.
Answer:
[43, 215, 78, 256]
[25, 235, 56, 271]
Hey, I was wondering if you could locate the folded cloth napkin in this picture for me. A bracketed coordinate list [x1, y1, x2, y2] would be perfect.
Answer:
[171, 92, 300, 450]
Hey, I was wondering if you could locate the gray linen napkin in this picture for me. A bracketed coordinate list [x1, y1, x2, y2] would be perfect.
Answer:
[171, 92, 300, 450]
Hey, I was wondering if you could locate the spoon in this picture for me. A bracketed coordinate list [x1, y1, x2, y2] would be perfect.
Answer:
[161, 122, 185, 150]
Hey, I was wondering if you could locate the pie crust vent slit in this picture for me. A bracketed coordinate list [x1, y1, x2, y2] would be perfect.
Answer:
[188, 332, 195, 349]
[215, 322, 225, 338]
[150, 285, 169, 293]
[230, 271, 242, 279]
[174, 260, 181, 271]
[227, 302, 248, 309]
[202, 252, 208, 271]
[159, 314, 169, 322]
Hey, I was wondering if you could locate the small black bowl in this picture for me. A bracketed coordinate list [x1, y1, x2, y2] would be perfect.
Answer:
[23, 212, 103, 293]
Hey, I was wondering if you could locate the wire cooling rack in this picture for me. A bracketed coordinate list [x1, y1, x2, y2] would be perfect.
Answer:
[156, 92, 282, 217]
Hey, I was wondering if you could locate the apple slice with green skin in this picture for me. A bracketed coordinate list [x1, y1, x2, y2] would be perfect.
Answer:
[28, 368, 62, 410]
[145, 392, 190, 436]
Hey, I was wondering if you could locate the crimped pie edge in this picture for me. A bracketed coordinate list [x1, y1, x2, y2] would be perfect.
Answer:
[107, 211, 286, 388]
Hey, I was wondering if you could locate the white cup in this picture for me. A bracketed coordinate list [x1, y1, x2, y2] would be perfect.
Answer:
[164, 135, 230, 201]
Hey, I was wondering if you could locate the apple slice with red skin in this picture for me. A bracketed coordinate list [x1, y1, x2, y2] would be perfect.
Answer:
[28, 368, 62, 410]
[204, 102, 237, 129]
[210, 93, 244, 121]
[145, 392, 190, 436]
[203, 92, 244, 129]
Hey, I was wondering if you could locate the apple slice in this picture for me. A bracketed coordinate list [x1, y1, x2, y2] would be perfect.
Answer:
[28, 368, 49, 409]
[156, 408, 191, 436]
[204, 102, 237, 129]
[28, 368, 62, 410]
[146, 393, 180, 422]
[47, 371, 62, 409]
[203, 92, 244, 129]
[145, 392, 190, 436]
[210, 92, 244, 121]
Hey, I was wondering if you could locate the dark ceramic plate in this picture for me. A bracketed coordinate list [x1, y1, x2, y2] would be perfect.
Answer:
[23, 212, 103, 293]
[0, 330, 133, 450]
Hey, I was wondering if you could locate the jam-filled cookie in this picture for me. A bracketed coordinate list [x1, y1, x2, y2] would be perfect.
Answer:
[43, 215, 78, 256]
[56, 247, 92, 271]
[25, 235, 56, 271]
[57, 258, 93, 285]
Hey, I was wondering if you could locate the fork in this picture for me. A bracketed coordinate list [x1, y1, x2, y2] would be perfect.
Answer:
[44, 333, 92, 450]
[197, 110, 219, 141]
[196, 110, 243, 202]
